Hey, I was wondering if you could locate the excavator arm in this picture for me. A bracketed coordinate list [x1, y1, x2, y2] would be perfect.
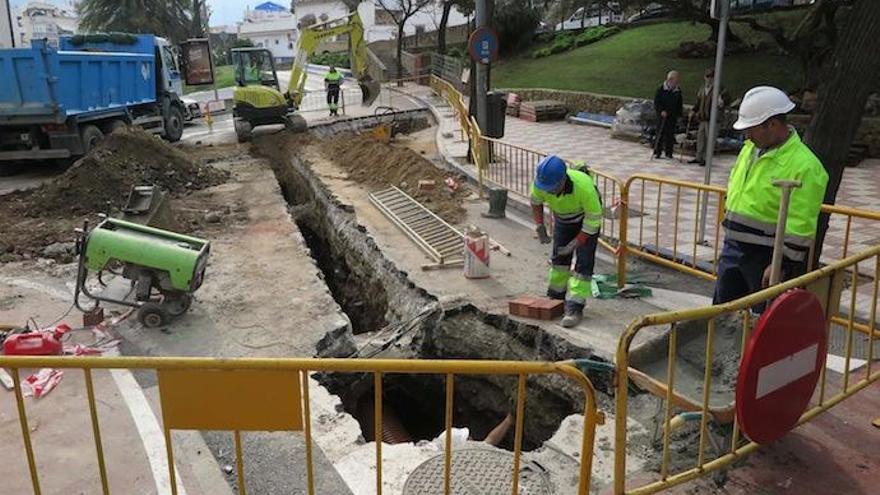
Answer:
[286, 12, 380, 108]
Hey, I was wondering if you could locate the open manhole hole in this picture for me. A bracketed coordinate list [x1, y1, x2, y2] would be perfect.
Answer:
[403, 448, 552, 495]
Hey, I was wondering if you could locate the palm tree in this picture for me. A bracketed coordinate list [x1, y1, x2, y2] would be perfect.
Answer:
[77, 0, 194, 42]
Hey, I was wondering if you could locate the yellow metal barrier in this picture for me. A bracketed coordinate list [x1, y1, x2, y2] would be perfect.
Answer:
[617, 174, 727, 286]
[616, 174, 880, 338]
[613, 245, 880, 494]
[480, 137, 624, 255]
[617, 175, 880, 289]
[0, 356, 602, 495]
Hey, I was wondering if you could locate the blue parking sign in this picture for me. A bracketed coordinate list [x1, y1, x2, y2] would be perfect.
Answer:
[468, 27, 499, 65]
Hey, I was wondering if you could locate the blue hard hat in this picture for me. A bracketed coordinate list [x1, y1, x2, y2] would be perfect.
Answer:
[534, 155, 567, 191]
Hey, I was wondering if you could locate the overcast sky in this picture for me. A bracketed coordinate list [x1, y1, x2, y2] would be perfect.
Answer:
[11, 0, 263, 28]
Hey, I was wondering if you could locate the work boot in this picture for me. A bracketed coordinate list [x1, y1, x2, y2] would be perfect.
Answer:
[560, 308, 583, 328]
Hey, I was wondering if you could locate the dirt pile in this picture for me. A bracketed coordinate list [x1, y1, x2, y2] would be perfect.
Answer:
[26, 128, 227, 217]
[0, 129, 228, 262]
[317, 133, 468, 223]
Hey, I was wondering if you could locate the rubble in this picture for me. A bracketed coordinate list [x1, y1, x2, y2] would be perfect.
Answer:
[0, 128, 228, 262]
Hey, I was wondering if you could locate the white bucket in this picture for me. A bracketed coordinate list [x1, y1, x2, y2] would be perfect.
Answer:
[463, 229, 490, 279]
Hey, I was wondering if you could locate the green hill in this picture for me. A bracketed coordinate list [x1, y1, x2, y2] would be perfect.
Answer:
[493, 21, 803, 101]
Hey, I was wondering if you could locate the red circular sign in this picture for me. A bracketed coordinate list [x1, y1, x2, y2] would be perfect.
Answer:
[736, 289, 826, 444]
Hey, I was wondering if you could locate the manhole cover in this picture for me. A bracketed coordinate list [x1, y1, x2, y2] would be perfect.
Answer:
[402, 448, 551, 495]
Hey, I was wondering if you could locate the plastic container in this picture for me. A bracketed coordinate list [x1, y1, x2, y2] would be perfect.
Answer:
[2, 324, 70, 356]
[463, 228, 490, 279]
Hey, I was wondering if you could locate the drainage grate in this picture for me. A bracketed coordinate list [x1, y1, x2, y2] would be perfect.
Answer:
[403, 448, 552, 495]
[369, 186, 464, 266]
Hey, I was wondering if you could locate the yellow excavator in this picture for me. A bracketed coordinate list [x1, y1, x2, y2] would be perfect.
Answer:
[230, 12, 381, 142]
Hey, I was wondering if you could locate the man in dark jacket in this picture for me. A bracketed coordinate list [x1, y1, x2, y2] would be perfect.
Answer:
[689, 68, 730, 165]
[653, 70, 683, 159]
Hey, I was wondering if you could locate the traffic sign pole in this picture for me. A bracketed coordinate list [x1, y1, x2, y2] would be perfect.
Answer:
[474, 0, 489, 133]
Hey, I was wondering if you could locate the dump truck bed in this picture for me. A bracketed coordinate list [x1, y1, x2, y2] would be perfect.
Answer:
[0, 36, 157, 125]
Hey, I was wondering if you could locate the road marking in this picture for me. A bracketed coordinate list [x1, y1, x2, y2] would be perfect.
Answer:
[825, 354, 867, 374]
[109, 355, 188, 495]
[756, 343, 818, 399]
[0, 276, 72, 301]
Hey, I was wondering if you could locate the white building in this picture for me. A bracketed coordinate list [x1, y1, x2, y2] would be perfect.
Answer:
[294, 0, 469, 43]
[238, 1, 298, 63]
[13, 1, 79, 48]
[2, 0, 15, 48]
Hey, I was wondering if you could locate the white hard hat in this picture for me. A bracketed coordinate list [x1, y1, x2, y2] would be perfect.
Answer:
[733, 86, 795, 130]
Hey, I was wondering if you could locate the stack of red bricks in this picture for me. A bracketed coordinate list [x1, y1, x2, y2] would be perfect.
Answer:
[509, 296, 564, 320]
[506, 93, 521, 117]
[518, 100, 568, 122]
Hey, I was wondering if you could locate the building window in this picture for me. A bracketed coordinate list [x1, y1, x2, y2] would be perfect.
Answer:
[275, 39, 279, 45]
[375, 8, 400, 26]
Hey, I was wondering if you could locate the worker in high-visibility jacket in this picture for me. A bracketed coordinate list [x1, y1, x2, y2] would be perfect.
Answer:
[714, 86, 828, 306]
[324, 66, 343, 117]
[531, 156, 603, 327]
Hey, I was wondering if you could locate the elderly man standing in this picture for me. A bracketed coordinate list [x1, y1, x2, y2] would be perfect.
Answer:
[689, 68, 730, 165]
[714, 86, 828, 306]
[653, 70, 683, 159]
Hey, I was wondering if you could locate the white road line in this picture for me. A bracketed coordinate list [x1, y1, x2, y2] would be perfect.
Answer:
[0, 276, 72, 301]
[108, 354, 188, 495]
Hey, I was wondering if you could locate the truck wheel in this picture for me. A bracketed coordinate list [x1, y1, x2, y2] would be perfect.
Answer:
[138, 303, 170, 329]
[106, 120, 128, 134]
[80, 125, 104, 153]
[234, 119, 253, 143]
[164, 106, 184, 142]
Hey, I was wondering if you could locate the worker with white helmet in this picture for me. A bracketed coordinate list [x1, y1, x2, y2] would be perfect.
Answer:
[713, 86, 828, 306]
[531, 156, 603, 327]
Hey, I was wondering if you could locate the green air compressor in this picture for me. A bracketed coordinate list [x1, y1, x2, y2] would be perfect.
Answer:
[74, 217, 210, 328]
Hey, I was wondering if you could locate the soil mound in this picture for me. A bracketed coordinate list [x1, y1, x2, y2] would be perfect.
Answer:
[0, 128, 227, 262]
[25, 128, 227, 217]
[317, 134, 468, 223]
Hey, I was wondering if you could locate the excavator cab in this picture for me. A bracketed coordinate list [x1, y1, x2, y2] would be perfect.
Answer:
[228, 12, 379, 143]
[230, 48, 303, 142]
[232, 48, 281, 90]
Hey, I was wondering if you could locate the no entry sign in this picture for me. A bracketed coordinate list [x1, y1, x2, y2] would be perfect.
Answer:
[736, 289, 827, 444]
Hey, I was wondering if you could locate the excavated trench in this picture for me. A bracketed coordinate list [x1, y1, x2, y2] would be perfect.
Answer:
[258, 131, 608, 453]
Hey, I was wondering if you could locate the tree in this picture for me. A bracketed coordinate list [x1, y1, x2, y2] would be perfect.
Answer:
[732, 0, 850, 91]
[77, 0, 195, 42]
[192, 0, 205, 37]
[438, 0, 474, 54]
[494, 0, 541, 55]
[803, 0, 880, 261]
[376, 0, 434, 78]
[619, 0, 742, 42]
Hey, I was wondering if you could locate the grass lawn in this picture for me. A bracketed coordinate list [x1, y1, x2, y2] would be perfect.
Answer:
[184, 65, 235, 94]
[493, 21, 803, 101]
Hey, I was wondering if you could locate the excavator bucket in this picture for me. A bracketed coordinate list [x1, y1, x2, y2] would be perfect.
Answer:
[359, 79, 381, 107]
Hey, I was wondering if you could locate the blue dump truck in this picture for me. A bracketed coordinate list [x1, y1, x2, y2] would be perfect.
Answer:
[0, 34, 187, 163]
